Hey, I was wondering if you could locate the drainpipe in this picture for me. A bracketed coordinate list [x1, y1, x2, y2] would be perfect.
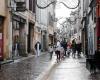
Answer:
[25, 0, 29, 54]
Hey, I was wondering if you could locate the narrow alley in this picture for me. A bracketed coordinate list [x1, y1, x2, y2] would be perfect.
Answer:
[0, 0, 100, 80]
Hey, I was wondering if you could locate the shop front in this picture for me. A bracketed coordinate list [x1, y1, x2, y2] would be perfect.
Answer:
[27, 22, 34, 53]
[12, 14, 26, 57]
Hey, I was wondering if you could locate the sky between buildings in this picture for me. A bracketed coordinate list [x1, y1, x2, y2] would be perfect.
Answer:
[55, 0, 78, 28]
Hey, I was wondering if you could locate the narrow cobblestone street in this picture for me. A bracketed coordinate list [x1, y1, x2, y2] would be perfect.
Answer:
[0, 53, 52, 80]
[46, 54, 100, 80]
[0, 52, 100, 80]
[0, 0, 100, 80]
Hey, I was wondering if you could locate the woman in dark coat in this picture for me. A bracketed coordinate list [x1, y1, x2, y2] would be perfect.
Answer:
[72, 39, 77, 58]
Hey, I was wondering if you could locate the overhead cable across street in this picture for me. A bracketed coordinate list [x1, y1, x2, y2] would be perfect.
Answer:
[36, 0, 80, 9]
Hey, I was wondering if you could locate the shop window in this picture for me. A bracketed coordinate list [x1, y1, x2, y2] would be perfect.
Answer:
[16, 22, 19, 29]
[29, 0, 32, 11]
[29, 0, 36, 13]
[16, 1, 26, 12]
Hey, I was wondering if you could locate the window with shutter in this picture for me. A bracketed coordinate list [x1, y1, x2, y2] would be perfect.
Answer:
[29, 0, 32, 11]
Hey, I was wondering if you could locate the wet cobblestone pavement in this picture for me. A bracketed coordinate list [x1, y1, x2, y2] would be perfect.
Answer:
[46, 55, 100, 80]
[0, 53, 51, 80]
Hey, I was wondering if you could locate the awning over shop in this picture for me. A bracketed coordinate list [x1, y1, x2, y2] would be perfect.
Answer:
[12, 14, 26, 23]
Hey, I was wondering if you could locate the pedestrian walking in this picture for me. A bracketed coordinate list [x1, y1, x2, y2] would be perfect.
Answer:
[13, 42, 20, 57]
[72, 39, 76, 58]
[48, 44, 53, 60]
[35, 41, 41, 57]
[60, 46, 64, 60]
[77, 42, 82, 58]
[57, 40, 60, 47]
[55, 41, 61, 62]
[67, 41, 72, 57]
[13, 35, 20, 58]
[76, 38, 82, 58]
[61, 40, 67, 57]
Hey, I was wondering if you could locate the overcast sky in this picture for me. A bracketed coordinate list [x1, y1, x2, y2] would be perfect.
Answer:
[55, 0, 78, 28]
[55, 4, 72, 18]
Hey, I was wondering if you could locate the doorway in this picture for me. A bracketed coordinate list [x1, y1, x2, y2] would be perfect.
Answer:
[27, 23, 34, 53]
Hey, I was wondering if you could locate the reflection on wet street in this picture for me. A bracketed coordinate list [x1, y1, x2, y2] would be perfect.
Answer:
[0, 53, 50, 80]
[0, 53, 100, 80]
[46, 56, 100, 80]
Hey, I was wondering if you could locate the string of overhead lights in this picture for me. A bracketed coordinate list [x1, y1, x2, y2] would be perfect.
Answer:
[36, 1, 56, 9]
[59, 1, 80, 9]
[36, 0, 80, 9]
[60, 0, 79, 9]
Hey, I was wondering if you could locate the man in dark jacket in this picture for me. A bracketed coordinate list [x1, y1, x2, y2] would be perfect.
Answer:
[61, 40, 67, 56]
[35, 42, 41, 57]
